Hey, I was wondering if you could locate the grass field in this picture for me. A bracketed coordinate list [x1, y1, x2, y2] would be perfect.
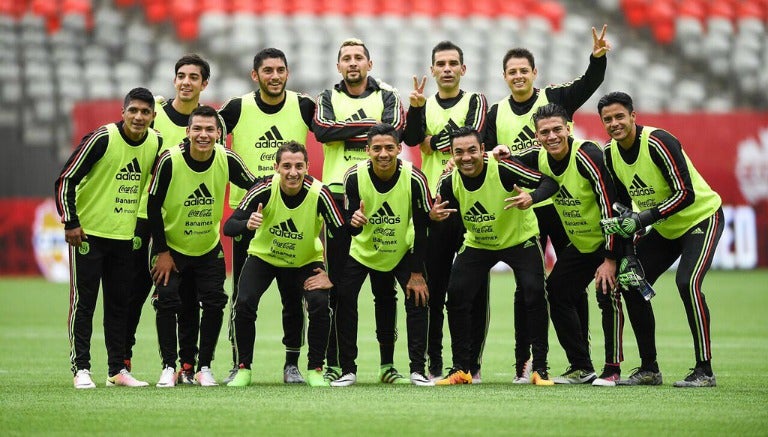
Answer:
[1, 270, 767, 436]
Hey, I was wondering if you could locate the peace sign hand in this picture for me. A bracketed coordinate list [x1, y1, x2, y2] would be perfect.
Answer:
[410, 75, 427, 108]
[592, 24, 611, 58]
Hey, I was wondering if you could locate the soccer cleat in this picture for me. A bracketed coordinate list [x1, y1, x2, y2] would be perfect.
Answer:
[226, 368, 252, 387]
[330, 373, 357, 387]
[176, 362, 195, 385]
[194, 366, 218, 386]
[617, 368, 663, 386]
[410, 372, 435, 386]
[435, 367, 472, 386]
[283, 364, 305, 384]
[73, 369, 96, 389]
[379, 366, 408, 384]
[306, 368, 330, 387]
[428, 370, 443, 381]
[673, 368, 716, 388]
[222, 367, 239, 385]
[106, 369, 149, 387]
[592, 366, 621, 387]
[531, 369, 555, 386]
[323, 366, 342, 382]
[553, 367, 597, 384]
[471, 369, 482, 384]
[513, 359, 532, 384]
[156, 366, 176, 388]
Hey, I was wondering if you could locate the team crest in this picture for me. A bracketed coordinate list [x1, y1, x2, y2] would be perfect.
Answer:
[78, 241, 90, 255]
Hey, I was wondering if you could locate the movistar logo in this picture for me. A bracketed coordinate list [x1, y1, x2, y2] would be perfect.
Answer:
[463, 201, 495, 223]
[554, 186, 582, 206]
[254, 126, 284, 150]
[115, 158, 142, 181]
[184, 183, 215, 206]
[369, 202, 401, 225]
[348, 109, 368, 121]
[509, 125, 537, 152]
[270, 218, 304, 240]
[629, 174, 655, 196]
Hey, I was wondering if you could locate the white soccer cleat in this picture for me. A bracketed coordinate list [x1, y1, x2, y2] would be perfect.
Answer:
[156, 366, 176, 388]
[74, 369, 96, 389]
[106, 369, 149, 387]
[330, 373, 357, 387]
[410, 372, 435, 386]
[194, 366, 219, 386]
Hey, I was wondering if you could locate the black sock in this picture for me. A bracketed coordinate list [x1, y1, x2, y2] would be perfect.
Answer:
[285, 349, 300, 368]
[380, 343, 394, 367]
[641, 360, 659, 373]
[696, 360, 713, 376]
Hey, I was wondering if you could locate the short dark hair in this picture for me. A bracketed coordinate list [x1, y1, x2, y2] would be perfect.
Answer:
[598, 91, 634, 114]
[187, 105, 221, 129]
[366, 123, 399, 145]
[502, 48, 535, 71]
[432, 40, 464, 64]
[337, 38, 370, 61]
[532, 103, 569, 129]
[276, 141, 307, 164]
[175, 54, 210, 81]
[448, 126, 483, 150]
[123, 87, 154, 108]
[253, 48, 288, 71]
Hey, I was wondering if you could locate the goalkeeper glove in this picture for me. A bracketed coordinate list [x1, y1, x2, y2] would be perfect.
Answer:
[600, 203, 654, 238]
[618, 254, 656, 301]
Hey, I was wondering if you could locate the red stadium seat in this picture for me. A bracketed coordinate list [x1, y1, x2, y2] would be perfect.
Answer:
[261, 0, 288, 13]
[439, 0, 467, 17]
[231, 0, 259, 13]
[201, 0, 229, 13]
[63, 0, 92, 15]
[291, 0, 319, 14]
[143, 0, 170, 23]
[31, 0, 57, 18]
[622, 0, 649, 27]
[379, 0, 406, 16]
[410, 0, 437, 17]
[348, 0, 379, 16]
[176, 15, 198, 39]
[533, 0, 565, 30]
[468, 0, 497, 16]
[678, 0, 706, 21]
[708, 0, 735, 20]
[737, 0, 765, 20]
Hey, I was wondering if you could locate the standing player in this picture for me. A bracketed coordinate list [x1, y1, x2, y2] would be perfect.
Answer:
[313, 38, 405, 381]
[219, 48, 316, 384]
[330, 123, 433, 387]
[55, 87, 159, 388]
[402, 41, 489, 381]
[598, 92, 723, 387]
[430, 127, 558, 386]
[125, 54, 213, 383]
[148, 106, 254, 387]
[488, 25, 611, 382]
[223, 141, 345, 387]
[516, 103, 625, 386]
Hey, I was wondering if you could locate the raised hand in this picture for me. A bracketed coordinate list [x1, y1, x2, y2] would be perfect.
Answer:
[492, 144, 511, 161]
[247, 203, 263, 230]
[504, 184, 533, 210]
[409, 75, 427, 108]
[592, 24, 611, 58]
[429, 193, 457, 221]
[350, 199, 368, 228]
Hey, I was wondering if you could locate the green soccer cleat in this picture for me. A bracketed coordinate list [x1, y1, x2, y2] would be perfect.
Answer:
[553, 367, 597, 384]
[226, 368, 252, 387]
[617, 367, 663, 386]
[306, 368, 330, 387]
[323, 366, 342, 382]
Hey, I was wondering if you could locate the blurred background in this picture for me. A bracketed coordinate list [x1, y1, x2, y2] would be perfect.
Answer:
[1, 0, 767, 278]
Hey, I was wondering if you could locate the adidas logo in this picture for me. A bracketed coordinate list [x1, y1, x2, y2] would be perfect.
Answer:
[115, 157, 142, 181]
[254, 126, 284, 150]
[523, 239, 536, 248]
[691, 228, 704, 235]
[269, 218, 304, 240]
[554, 186, 582, 206]
[369, 201, 401, 225]
[184, 183, 215, 207]
[347, 108, 368, 122]
[508, 125, 537, 152]
[629, 174, 656, 196]
[463, 201, 496, 223]
[443, 119, 460, 135]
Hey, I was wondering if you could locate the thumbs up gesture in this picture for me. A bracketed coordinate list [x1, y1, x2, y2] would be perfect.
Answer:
[350, 199, 368, 228]
[504, 184, 533, 210]
[247, 203, 264, 230]
[409, 75, 427, 108]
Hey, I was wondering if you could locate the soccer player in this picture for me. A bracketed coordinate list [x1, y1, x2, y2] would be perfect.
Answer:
[222, 141, 345, 387]
[487, 25, 611, 382]
[125, 54, 213, 384]
[515, 103, 625, 386]
[401, 41, 489, 381]
[330, 123, 433, 387]
[430, 127, 558, 386]
[313, 38, 405, 381]
[219, 47, 316, 384]
[148, 106, 255, 388]
[598, 91, 723, 387]
[55, 87, 159, 388]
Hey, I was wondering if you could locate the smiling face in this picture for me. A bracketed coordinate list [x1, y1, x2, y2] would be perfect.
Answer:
[535, 116, 571, 161]
[275, 151, 307, 196]
[174, 64, 208, 103]
[431, 49, 465, 95]
[252, 56, 288, 100]
[367, 134, 401, 179]
[451, 134, 485, 178]
[121, 99, 155, 142]
[504, 57, 537, 101]
[337, 45, 371, 87]
[600, 102, 637, 149]
[186, 115, 221, 161]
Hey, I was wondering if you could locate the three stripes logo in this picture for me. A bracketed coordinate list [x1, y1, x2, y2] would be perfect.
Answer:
[347, 108, 368, 122]
[115, 157, 142, 181]
[269, 218, 304, 240]
[463, 201, 496, 223]
[369, 201, 401, 225]
[509, 125, 537, 152]
[628, 174, 655, 196]
[554, 186, 582, 206]
[254, 126, 284, 149]
[184, 183, 215, 207]
[443, 119, 461, 135]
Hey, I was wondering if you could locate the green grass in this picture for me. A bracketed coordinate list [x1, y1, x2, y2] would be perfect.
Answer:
[2, 270, 768, 436]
